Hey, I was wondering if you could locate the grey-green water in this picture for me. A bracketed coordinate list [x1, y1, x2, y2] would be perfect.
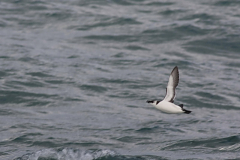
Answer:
[0, 0, 240, 159]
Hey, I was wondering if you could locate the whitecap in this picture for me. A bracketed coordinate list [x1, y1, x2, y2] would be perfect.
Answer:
[14, 148, 116, 160]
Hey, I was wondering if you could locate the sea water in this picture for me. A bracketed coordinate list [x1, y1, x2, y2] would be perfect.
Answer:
[0, 0, 240, 159]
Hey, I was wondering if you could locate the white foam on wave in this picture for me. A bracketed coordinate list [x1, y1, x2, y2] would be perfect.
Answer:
[15, 148, 116, 160]
[219, 143, 240, 151]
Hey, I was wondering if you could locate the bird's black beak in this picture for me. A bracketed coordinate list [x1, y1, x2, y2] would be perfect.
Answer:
[146, 100, 154, 103]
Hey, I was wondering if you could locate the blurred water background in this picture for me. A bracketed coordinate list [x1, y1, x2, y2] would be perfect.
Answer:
[0, 0, 240, 159]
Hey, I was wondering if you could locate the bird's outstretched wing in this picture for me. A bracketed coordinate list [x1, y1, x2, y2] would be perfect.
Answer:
[163, 66, 179, 103]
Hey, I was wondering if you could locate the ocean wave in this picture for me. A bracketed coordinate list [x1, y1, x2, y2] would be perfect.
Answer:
[14, 148, 116, 160]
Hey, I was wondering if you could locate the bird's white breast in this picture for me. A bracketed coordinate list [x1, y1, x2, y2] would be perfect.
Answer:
[153, 100, 184, 114]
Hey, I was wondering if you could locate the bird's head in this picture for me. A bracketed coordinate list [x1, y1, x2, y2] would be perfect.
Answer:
[146, 100, 157, 104]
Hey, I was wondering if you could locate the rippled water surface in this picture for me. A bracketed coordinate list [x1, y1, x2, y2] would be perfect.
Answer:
[1, 0, 240, 159]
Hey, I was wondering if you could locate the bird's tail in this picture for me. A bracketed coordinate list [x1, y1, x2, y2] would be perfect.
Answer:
[183, 109, 192, 114]
[179, 104, 192, 114]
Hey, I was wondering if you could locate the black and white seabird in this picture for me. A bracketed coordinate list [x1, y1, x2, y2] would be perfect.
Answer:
[147, 66, 192, 114]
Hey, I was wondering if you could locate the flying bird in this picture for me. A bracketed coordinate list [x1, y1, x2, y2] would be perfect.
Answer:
[147, 66, 191, 114]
